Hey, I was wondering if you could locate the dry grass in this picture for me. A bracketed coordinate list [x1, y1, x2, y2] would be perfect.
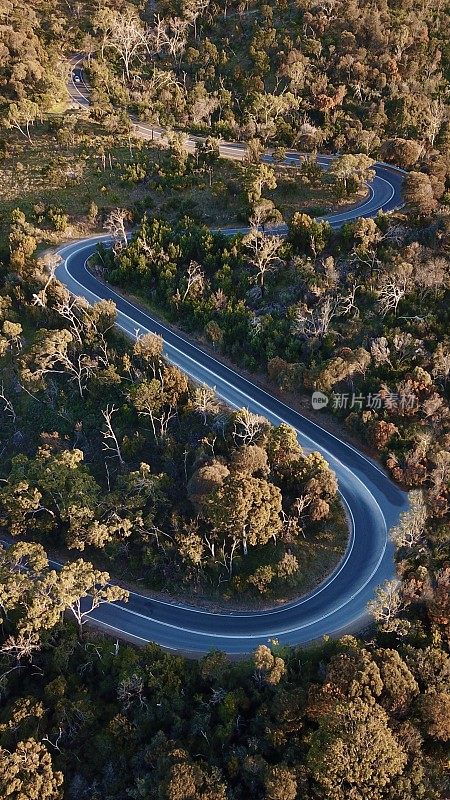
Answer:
[0, 115, 361, 252]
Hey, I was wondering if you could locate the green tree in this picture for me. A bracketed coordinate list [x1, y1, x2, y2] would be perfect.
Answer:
[0, 448, 101, 541]
[403, 172, 437, 214]
[254, 644, 286, 685]
[288, 213, 331, 258]
[187, 461, 230, 510]
[204, 320, 224, 350]
[204, 474, 283, 555]
[242, 163, 277, 209]
[329, 154, 375, 195]
[176, 524, 204, 567]
[375, 649, 419, 715]
[380, 138, 422, 169]
[5, 100, 39, 142]
[307, 698, 407, 800]
[56, 559, 129, 639]
[248, 565, 274, 594]
[277, 552, 299, 579]
[266, 424, 303, 479]
[195, 136, 220, 184]
[0, 738, 63, 800]
[419, 692, 450, 741]
[0, 542, 49, 625]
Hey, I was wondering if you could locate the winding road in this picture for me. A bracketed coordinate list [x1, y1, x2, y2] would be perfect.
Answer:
[51, 59, 409, 655]
[68, 55, 405, 230]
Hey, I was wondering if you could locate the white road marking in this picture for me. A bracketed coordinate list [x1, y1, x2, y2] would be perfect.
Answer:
[55, 61, 407, 648]
[49, 240, 401, 640]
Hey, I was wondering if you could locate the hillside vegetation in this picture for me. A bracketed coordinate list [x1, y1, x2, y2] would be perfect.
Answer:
[0, 1, 449, 799]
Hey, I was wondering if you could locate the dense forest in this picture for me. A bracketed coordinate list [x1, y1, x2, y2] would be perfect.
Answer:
[0, 245, 345, 602]
[0, 0, 449, 798]
[84, 0, 450, 156]
[2, 227, 447, 800]
[0, 606, 449, 800]
[100, 205, 450, 508]
[2, 0, 450, 160]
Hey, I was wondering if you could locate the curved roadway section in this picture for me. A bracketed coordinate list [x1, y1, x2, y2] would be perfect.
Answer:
[68, 55, 405, 230]
[55, 238, 408, 654]
[57, 57, 408, 653]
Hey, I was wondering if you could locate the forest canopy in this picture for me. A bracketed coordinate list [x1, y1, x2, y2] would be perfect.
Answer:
[0, 1, 449, 799]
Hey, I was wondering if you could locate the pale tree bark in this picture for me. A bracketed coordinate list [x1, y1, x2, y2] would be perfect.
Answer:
[31, 254, 61, 309]
[233, 408, 267, 445]
[101, 404, 124, 465]
[104, 208, 129, 248]
[104, 8, 152, 81]
[0, 383, 16, 424]
[191, 384, 219, 424]
[368, 579, 404, 633]
[377, 265, 412, 316]
[243, 229, 284, 295]
[181, 261, 205, 302]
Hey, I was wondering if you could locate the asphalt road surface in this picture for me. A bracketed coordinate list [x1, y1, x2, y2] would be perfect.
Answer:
[54, 57, 409, 654]
[55, 238, 408, 655]
[67, 54, 405, 232]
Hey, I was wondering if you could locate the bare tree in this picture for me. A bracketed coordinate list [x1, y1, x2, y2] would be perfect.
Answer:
[0, 384, 16, 424]
[104, 208, 129, 248]
[243, 230, 284, 295]
[31, 254, 61, 309]
[118, 673, 146, 711]
[429, 451, 450, 515]
[101, 405, 124, 465]
[425, 98, 447, 147]
[102, 8, 152, 81]
[339, 282, 361, 317]
[368, 580, 404, 633]
[1, 632, 41, 664]
[371, 336, 392, 367]
[377, 264, 412, 316]
[146, 67, 182, 97]
[414, 256, 448, 300]
[217, 537, 239, 577]
[285, 494, 312, 538]
[20, 329, 95, 397]
[181, 261, 205, 302]
[156, 405, 178, 439]
[182, 0, 210, 39]
[191, 384, 219, 424]
[64, 351, 96, 398]
[42, 728, 63, 754]
[153, 14, 189, 64]
[390, 491, 427, 550]
[52, 293, 85, 344]
[233, 408, 267, 445]
[432, 342, 450, 386]
[292, 295, 339, 340]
